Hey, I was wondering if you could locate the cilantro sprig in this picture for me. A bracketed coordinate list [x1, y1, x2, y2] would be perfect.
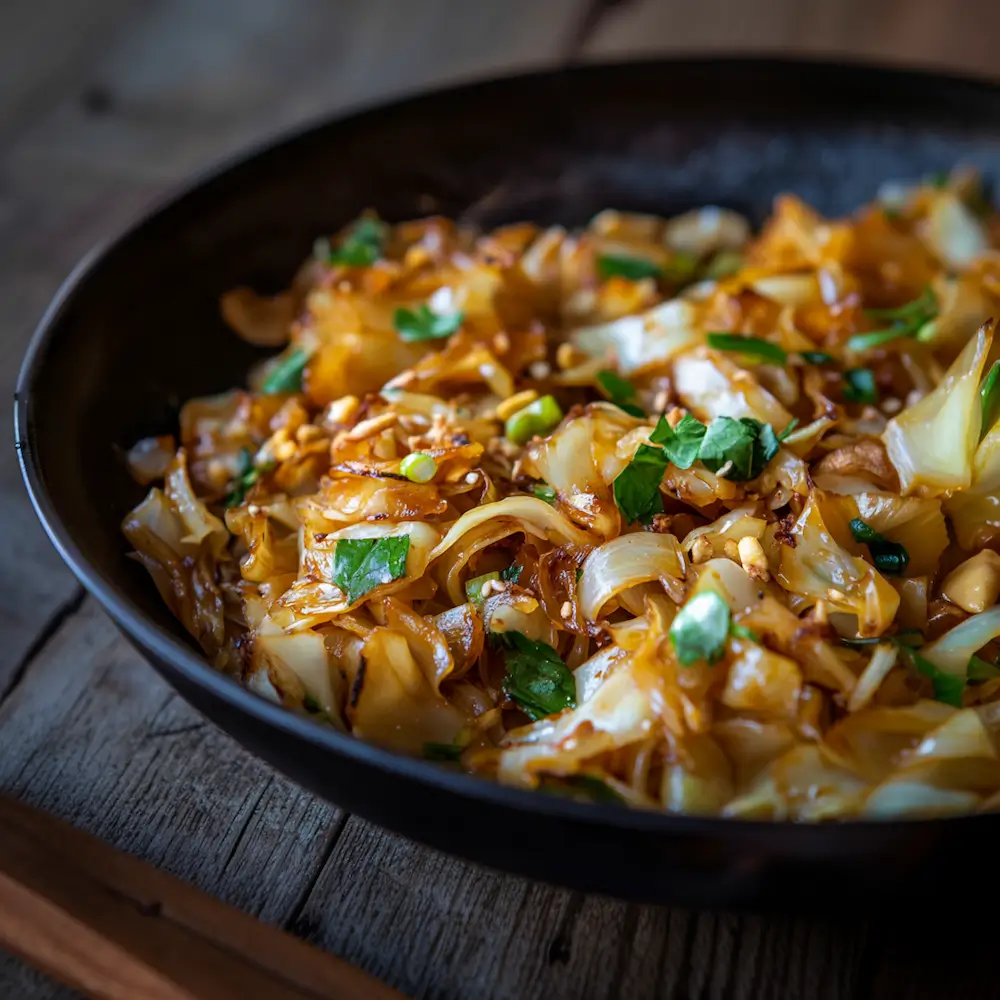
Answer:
[495, 631, 576, 721]
[849, 518, 910, 576]
[333, 535, 410, 604]
[324, 216, 386, 268]
[612, 413, 788, 523]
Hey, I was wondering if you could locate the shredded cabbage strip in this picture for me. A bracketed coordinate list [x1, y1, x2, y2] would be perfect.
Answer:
[123, 176, 1000, 819]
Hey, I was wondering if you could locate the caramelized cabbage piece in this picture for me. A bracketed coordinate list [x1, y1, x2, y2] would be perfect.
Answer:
[123, 172, 1000, 819]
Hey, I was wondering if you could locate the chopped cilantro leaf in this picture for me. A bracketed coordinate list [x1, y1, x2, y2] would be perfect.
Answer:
[612, 443, 669, 524]
[698, 416, 778, 481]
[842, 367, 879, 405]
[649, 412, 706, 469]
[393, 304, 464, 342]
[500, 564, 523, 585]
[224, 447, 276, 507]
[327, 216, 386, 267]
[596, 369, 645, 417]
[800, 351, 835, 365]
[333, 535, 410, 604]
[496, 631, 576, 720]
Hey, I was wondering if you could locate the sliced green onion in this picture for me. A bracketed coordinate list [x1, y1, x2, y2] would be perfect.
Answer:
[846, 328, 910, 353]
[851, 287, 939, 353]
[969, 655, 1000, 682]
[799, 350, 835, 365]
[423, 742, 463, 762]
[661, 251, 699, 283]
[842, 368, 878, 405]
[980, 360, 1000, 439]
[669, 591, 731, 667]
[596, 253, 661, 281]
[865, 287, 938, 322]
[704, 250, 744, 280]
[465, 572, 500, 606]
[261, 348, 309, 394]
[707, 332, 787, 364]
[849, 518, 909, 576]
[399, 451, 437, 483]
[730, 622, 760, 643]
[532, 483, 556, 504]
[505, 394, 563, 445]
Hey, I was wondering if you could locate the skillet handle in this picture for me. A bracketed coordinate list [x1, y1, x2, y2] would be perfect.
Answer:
[0, 794, 405, 1000]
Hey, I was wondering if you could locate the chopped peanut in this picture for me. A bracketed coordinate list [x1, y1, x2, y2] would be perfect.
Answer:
[941, 550, 1000, 613]
[723, 539, 741, 562]
[690, 535, 714, 564]
[737, 535, 770, 582]
[666, 406, 686, 429]
[322, 394, 361, 428]
[556, 343, 581, 369]
[344, 411, 397, 441]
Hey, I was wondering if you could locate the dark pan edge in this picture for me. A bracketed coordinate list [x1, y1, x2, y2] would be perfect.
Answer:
[14, 55, 1000, 856]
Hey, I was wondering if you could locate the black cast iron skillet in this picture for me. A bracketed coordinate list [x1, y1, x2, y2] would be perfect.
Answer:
[16, 58, 1000, 911]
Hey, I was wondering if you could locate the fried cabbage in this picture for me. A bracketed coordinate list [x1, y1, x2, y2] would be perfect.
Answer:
[122, 172, 1000, 819]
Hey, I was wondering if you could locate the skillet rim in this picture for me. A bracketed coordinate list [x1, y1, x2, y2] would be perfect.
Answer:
[14, 53, 1000, 841]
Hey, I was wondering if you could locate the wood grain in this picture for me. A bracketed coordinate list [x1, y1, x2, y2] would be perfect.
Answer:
[0, 796, 403, 1000]
[1, 0, 998, 998]
[583, 0, 1000, 80]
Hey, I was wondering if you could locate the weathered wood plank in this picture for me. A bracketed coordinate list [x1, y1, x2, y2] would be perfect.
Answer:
[0, 0, 138, 138]
[287, 818, 876, 1000]
[0, 600, 344, 922]
[583, 0, 1000, 80]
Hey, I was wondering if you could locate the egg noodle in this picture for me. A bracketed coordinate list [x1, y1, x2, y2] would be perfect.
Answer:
[123, 169, 1000, 819]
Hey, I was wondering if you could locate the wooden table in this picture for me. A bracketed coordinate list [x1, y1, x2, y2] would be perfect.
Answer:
[2, 2, 998, 997]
